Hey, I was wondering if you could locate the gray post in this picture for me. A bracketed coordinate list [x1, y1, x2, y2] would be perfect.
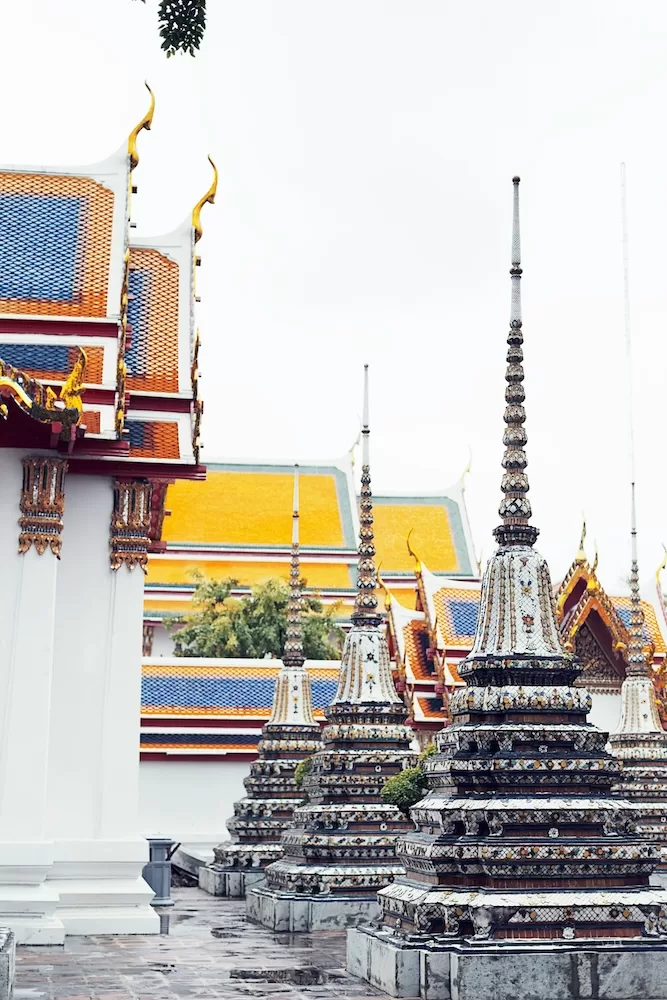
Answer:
[143, 837, 175, 908]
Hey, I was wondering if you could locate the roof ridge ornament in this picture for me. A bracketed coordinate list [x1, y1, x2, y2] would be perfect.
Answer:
[352, 364, 380, 625]
[493, 176, 539, 549]
[192, 155, 218, 243]
[128, 82, 155, 170]
[576, 516, 587, 564]
[282, 464, 305, 669]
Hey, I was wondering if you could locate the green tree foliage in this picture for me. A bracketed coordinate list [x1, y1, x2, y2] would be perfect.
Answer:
[135, 0, 207, 57]
[173, 572, 344, 660]
[294, 758, 313, 789]
[381, 742, 438, 816]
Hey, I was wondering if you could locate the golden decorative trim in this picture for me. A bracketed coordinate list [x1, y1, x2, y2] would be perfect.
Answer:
[18, 457, 68, 558]
[59, 348, 86, 419]
[128, 82, 155, 171]
[110, 480, 152, 572]
[192, 155, 218, 244]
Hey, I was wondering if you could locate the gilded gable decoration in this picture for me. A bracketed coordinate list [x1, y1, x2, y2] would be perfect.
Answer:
[110, 479, 152, 572]
[18, 456, 68, 558]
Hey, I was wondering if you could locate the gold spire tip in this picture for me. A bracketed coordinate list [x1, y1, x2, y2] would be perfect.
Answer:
[192, 154, 218, 244]
[576, 516, 587, 563]
[128, 82, 155, 171]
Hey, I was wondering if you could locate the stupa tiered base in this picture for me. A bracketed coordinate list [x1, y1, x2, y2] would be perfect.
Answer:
[199, 863, 267, 899]
[347, 925, 667, 1000]
[247, 875, 398, 932]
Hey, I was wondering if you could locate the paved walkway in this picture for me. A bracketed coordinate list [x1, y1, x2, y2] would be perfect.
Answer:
[15, 887, 386, 1000]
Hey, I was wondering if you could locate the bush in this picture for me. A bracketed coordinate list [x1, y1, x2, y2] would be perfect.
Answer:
[294, 758, 313, 788]
[381, 742, 437, 816]
[381, 767, 428, 816]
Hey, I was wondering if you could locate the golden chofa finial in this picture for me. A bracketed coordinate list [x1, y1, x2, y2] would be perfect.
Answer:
[192, 155, 218, 243]
[377, 565, 392, 611]
[576, 516, 587, 564]
[591, 541, 599, 577]
[406, 528, 422, 574]
[128, 82, 155, 171]
[656, 545, 667, 585]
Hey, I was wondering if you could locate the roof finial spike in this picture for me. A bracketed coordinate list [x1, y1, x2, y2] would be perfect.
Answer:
[352, 364, 380, 624]
[283, 464, 305, 669]
[128, 81, 155, 171]
[621, 166, 648, 677]
[192, 155, 218, 244]
[576, 516, 587, 564]
[493, 177, 539, 550]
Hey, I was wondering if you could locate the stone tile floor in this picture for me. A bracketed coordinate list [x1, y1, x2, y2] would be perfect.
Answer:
[15, 887, 386, 1000]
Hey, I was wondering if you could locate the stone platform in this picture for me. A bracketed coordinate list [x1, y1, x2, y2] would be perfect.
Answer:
[247, 885, 379, 932]
[347, 924, 667, 1000]
[199, 865, 265, 898]
[0, 930, 14, 1000]
[14, 887, 382, 1000]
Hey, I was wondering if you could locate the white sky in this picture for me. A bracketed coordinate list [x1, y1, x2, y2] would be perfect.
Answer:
[3, 1, 667, 595]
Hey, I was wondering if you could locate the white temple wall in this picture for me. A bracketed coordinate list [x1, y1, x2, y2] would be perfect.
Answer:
[139, 759, 248, 843]
[150, 622, 175, 657]
[0, 449, 63, 941]
[48, 473, 158, 935]
[588, 691, 622, 736]
[50, 476, 114, 839]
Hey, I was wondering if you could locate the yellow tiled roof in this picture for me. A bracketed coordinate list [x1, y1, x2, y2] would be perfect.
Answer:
[163, 467, 350, 548]
[373, 503, 460, 573]
[146, 558, 353, 591]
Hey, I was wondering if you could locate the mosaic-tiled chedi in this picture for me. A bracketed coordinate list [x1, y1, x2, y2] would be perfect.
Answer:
[609, 494, 667, 854]
[372, 178, 667, 945]
[247, 368, 418, 931]
[200, 467, 322, 897]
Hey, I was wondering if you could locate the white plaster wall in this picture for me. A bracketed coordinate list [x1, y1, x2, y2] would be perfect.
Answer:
[50, 476, 114, 839]
[0, 449, 58, 841]
[588, 692, 622, 736]
[138, 760, 249, 842]
[51, 475, 145, 841]
[150, 623, 175, 657]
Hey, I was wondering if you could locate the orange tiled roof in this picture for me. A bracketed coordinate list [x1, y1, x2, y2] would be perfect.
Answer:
[403, 619, 431, 681]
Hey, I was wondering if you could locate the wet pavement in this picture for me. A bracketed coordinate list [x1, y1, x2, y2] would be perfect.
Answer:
[15, 887, 386, 999]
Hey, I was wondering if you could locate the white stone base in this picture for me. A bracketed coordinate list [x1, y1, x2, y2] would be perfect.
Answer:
[246, 885, 379, 932]
[0, 885, 64, 945]
[47, 840, 159, 936]
[347, 926, 667, 1000]
[198, 866, 266, 898]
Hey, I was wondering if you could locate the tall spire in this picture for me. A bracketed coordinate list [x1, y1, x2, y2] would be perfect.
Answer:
[353, 364, 379, 623]
[619, 166, 650, 681]
[494, 176, 539, 549]
[282, 464, 305, 668]
[626, 483, 649, 676]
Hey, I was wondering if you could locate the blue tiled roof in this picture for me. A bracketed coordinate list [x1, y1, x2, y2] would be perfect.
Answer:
[0, 342, 76, 375]
[447, 598, 479, 637]
[141, 732, 260, 748]
[141, 673, 338, 713]
[0, 194, 81, 301]
[614, 605, 651, 642]
[126, 268, 150, 377]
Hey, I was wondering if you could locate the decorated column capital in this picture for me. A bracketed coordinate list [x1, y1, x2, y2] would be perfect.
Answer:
[19, 456, 68, 558]
[110, 479, 152, 572]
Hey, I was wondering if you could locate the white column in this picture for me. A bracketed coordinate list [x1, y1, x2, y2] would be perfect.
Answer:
[47, 476, 158, 935]
[0, 452, 68, 944]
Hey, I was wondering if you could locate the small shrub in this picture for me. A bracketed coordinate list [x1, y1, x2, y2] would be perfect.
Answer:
[294, 758, 313, 788]
[381, 767, 428, 816]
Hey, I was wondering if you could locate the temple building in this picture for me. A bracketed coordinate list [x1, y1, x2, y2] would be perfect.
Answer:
[0, 88, 211, 941]
[349, 178, 667, 1000]
[141, 456, 478, 655]
[246, 368, 418, 932]
[199, 468, 322, 896]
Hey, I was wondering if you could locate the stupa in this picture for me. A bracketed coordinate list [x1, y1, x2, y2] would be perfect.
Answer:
[246, 366, 418, 932]
[608, 453, 667, 849]
[199, 467, 322, 897]
[348, 178, 667, 1000]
